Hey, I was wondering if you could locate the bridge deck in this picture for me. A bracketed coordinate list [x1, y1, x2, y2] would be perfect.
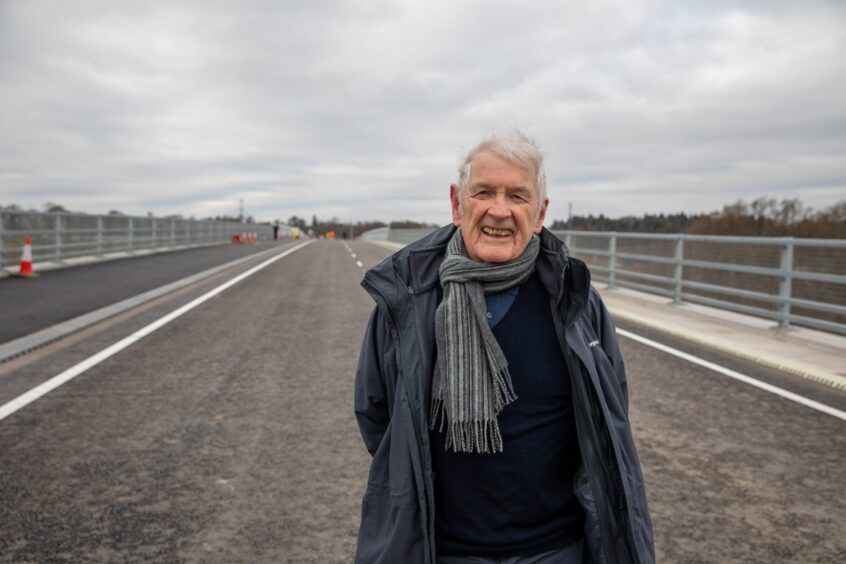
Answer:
[0, 240, 843, 562]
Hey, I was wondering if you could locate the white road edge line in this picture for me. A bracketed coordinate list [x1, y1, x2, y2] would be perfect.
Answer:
[0, 241, 312, 423]
[617, 328, 846, 422]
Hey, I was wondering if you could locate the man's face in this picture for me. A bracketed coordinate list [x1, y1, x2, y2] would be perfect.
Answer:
[450, 150, 549, 263]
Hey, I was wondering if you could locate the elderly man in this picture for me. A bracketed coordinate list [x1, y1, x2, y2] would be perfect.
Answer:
[354, 129, 654, 564]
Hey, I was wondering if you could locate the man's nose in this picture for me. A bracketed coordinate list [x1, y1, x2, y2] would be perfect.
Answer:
[488, 195, 511, 219]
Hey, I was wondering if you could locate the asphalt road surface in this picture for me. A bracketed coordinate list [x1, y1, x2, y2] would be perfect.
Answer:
[0, 240, 844, 563]
[0, 241, 282, 343]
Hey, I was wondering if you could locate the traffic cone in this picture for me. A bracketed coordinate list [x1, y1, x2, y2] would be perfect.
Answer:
[12, 234, 39, 278]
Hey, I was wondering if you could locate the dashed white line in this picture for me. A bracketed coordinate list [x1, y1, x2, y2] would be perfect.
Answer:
[356, 261, 363, 268]
[617, 328, 846, 421]
[0, 241, 313, 422]
[351, 253, 357, 259]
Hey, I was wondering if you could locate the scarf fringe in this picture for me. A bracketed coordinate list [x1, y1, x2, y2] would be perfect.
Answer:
[429, 368, 517, 454]
[444, 419, 505, 454]
[491, 366, 517, 411]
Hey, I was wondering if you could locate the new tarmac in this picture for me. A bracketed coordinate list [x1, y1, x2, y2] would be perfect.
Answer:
[0, 239, 843, 562]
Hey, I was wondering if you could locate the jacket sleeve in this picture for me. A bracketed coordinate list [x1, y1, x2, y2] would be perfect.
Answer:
[354, 306, 396, 456]
[589, 287, 629, 414]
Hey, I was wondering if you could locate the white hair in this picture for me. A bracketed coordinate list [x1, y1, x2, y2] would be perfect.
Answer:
[456, 127, 547, 207]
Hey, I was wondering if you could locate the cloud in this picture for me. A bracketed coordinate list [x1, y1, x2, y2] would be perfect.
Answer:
[0, 0, 844, 224]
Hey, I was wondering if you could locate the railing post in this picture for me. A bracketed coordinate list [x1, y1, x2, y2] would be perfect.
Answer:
[673, 235, 684, 304]
[565, 231, 572, 251]
[97, 216, 103, 256]
[778, 238, 794, 330]
[54, 213, 62, 263]
[128, 217, 134, 253]
[608, 232, 617, 287]
[171, 219, 175, 247]
[0, 211, 5, 270]
[151, 218, 157, 251]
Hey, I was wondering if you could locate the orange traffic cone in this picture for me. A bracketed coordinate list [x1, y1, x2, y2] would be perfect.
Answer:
[12, 234, 39, 278]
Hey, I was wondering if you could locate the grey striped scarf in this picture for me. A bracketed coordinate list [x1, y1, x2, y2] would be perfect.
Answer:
[429, 229, 540, 453]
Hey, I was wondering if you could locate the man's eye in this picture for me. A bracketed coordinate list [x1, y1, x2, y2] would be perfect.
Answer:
[475, 190, 491, 197]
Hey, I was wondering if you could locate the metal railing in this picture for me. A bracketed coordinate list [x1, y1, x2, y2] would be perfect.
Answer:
[0, 210, 273, 271]
[359, 226, 389, 240]
[553, 230, 846, 335]
[359, 227, 438, 244]
[364, 226, 846, 335]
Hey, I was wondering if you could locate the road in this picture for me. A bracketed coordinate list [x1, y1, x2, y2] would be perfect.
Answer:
[0, 240, 844, 563]
[0, 241, 281, 343]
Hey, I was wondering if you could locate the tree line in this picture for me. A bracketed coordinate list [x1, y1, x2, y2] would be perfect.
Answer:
[550, 197, 846, 238]
[285, 215, 438, 238]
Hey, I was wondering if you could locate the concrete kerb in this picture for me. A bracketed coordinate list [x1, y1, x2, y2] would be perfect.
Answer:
[0, 244, 286, 364]
[597, 287, 846, 392]
[366, 240, 405, 252]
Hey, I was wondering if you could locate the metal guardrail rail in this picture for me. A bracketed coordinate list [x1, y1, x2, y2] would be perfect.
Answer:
[552, 230, 846, 336]
[0, 210, 273, 271]
[362, 226, 846, 335]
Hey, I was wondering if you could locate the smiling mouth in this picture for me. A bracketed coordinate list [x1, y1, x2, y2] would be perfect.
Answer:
[481, 226, 513, 238]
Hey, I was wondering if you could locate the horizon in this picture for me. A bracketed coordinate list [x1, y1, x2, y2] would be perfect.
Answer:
[4, 194, 840, 227]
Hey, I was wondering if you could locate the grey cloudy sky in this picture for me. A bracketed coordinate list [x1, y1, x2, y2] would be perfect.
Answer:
[1, 0, 844, 224]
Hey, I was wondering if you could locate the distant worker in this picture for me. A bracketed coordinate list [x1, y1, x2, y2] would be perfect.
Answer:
[354, 128, 654, 563]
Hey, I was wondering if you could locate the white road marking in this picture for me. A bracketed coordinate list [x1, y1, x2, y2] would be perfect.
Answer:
[356, 261, 363, 268]
[341, 241, 352, 253]
[0, 241, 312, 422]
[351, 253, 356, 259]
[617, 328, 846, 421]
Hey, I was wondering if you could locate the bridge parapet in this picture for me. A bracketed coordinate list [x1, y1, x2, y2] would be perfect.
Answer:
[0, 209, 275, 272]
[368, 227, 846, 335]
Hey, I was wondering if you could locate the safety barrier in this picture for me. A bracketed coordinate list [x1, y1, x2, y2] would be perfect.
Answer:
[0, 210, 273, 271]
[362, 226, 846, 335]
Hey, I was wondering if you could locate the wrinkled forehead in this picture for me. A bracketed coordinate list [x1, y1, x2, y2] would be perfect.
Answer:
[467, 150, 538, 191]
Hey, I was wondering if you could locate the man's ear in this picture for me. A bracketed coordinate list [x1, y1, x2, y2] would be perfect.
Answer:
[450, 184, 462, 227]
[533, 198, 549, 233]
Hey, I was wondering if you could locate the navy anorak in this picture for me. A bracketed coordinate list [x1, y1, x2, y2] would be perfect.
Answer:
[354, 226, 655, 564]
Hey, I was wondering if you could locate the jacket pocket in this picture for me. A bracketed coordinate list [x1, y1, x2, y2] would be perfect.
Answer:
[574, 465, 606, 564]
[356, 486, 425, 564]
